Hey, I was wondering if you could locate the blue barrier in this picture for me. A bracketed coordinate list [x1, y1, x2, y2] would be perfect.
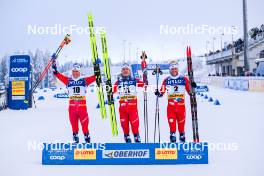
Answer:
[38, 96, 45, 100]
[131, 64, 169, 78]
[240, 79, 249, 91]
[224, 77, 249, 91]
[195, 86, 209, 92]
[42, 142, 208, 165]
[54, 93, 69, 98]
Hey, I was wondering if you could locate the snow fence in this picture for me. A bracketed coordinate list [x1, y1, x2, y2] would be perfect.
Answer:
[206, 77, 264, 92]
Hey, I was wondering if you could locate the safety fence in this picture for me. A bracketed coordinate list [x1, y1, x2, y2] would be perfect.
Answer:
[203, 76, 264, 91]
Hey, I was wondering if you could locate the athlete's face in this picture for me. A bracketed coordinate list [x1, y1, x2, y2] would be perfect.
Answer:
[72, 70, 80, 79]
[121, 68, 131, 77]
[170, 67, 179, 77]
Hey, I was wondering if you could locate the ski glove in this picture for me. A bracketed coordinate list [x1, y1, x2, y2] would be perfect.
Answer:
[191, 82, 197, 88]
[52, 61, 58, 74]
[154, 89, 163, 97]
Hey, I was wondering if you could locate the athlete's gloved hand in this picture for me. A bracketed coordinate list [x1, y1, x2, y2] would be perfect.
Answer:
[154, 89, 163, 97]
[52, 61, 58, 74]
[191, 82, 197, 88]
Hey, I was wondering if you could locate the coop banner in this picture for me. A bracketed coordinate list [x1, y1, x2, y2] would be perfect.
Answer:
[42, 142, 208, 165]
[131, 64, 169, 78]
[195, 85, 209, 92]
[8, 55, 30, 110]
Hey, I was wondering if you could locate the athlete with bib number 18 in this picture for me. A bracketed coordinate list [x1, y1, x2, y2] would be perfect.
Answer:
[52, 62, 96, 143]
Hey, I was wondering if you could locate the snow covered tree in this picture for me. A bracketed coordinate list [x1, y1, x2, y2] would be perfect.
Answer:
[33, 49, 45, 88]
[0, 55, 9, 85]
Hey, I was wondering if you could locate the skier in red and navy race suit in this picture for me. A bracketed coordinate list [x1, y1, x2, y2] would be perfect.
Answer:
[113, 63, 145, 143]
[52, 62, 96, 143]
[155, 61, 196, 143]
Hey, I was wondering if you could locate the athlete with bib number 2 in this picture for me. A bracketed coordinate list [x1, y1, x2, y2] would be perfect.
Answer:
[52, 62, 96, 143]
[155, 61, 197, 143]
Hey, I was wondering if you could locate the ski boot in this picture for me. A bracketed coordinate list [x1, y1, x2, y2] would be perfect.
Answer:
[179, 133, 186, 143]
[73, 133, 79, 143]
[124, 134, 132, 143]
[84, 133, 91, 143]
[170, 132, 176, 143]
[134, 134, 141, 143]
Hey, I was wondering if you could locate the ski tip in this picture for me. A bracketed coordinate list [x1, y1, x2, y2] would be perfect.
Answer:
[186, 46, 192, 57]
[87, 12, 93, 18]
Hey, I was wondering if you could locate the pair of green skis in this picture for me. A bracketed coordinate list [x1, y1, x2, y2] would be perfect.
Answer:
[88, 13, 118, 136]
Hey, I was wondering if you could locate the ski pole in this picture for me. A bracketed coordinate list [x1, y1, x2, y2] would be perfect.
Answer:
[152, 64, 162, 143]
[32, 34, 71, 93]
[141, 51, 149, 143]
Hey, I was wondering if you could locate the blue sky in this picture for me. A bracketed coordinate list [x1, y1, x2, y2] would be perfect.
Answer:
[0, 0, 263, 63]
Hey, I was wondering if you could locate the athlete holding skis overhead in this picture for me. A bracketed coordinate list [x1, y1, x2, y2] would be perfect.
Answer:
[52, 62, 96, 143]
[155, 61, 196, 143]
[113, 63, 145, 143]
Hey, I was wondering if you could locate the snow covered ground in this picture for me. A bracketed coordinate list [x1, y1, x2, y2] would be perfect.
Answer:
[0, 73, 264, 176]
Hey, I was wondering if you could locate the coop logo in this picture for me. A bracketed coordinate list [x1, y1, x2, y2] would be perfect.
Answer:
[57, 93, 69, 98]
[196, 86, 209, 92]
[49, 155, 66, 160]
[103, 150, 149, 159]
[186, 154, 202, 160]
[155, 148, 178, 160]
[147, 64, 156, 70]
[11, 68, 28, 73]
[74, 149, 96, 160]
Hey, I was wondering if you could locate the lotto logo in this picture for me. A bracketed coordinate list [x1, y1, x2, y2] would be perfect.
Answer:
[74, 149, 96, 160]
[11, 68, 28, 73]
[155, 148, 178, 160]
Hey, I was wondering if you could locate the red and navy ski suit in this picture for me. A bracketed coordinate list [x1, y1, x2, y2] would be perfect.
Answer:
[54, 72, 95, 134]
[113, 76, 144, 135]
[160, 75, 190, 134]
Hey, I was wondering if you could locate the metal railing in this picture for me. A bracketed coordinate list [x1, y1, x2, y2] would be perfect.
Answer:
[207, 32, 264, 63]
[207, 50, 233, 62]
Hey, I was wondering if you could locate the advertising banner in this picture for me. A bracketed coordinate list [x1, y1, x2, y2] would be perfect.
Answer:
[42, 142, 209, 165]
[8, 55, 30, 110]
